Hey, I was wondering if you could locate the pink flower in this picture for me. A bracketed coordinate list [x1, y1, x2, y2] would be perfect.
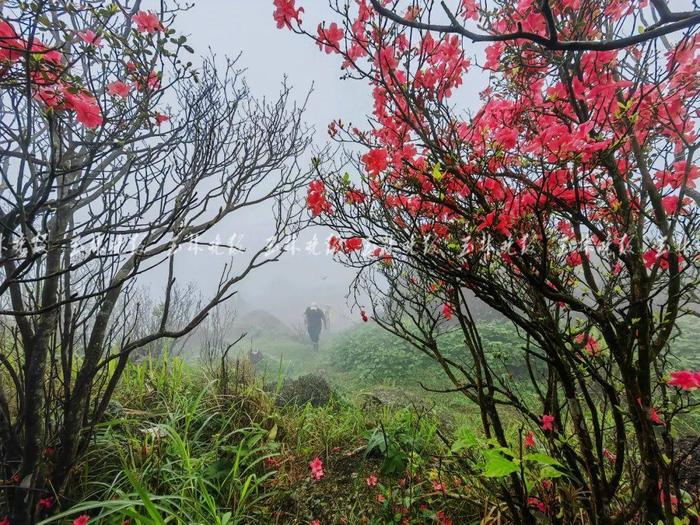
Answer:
[273, 0, 304, 30]
[575, 333, 600, 356]
[668, 370, 700, 390]
[38, 497, 54, 510]
[316, 22, 344, 54]
[78, 30, 102, 47]
[566, 251, 584, 267]
[528, 497, 547, 513]
[0, 516, 9, 525]
[62, 88, 103, 129]
[310, 520, 320, 525]
[73, 516, 90, 525]
[541, 414, 555, 432]
[362, 148, 389, 176]
[306, 180, 331, 216]
[154, 113, 170, 126]
[343, 237, 363, 253]
[107, 80, 131, 98]
[132, 11, 164, 34]
[432, 480, 445, 492]
[442, 303, 454, 320]
[524, 431, 536, 449]
[366, 473, 378, 486]
[649, 407, 663, 425]
[136, 71, 161, 92]
[309, 457, 324, 480]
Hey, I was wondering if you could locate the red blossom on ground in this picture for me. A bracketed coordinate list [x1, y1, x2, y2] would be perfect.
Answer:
[38, 497, 54, 510]
[366, 472, 378, 486]
[528, 497, 547, 513]
[309, 457, 324, 480]
[73, 516, 90, 525]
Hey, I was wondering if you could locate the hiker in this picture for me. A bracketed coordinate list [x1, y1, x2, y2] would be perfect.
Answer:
[304, 303, 327, 351]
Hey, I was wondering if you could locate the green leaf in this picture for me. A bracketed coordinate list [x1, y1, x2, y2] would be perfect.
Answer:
[482, 449, 519, 478]
[539, 465, 565, 479]
[524, 453, 562, 467]
[432, 163, 443, 182]
[452, 426, 478, 452]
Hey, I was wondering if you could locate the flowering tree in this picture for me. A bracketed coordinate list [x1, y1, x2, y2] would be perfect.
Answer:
[0, 2, 314, 523]
[274, 0, 700, 522]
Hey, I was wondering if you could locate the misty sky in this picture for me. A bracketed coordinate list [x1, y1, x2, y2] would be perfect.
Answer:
[158, 2, 487, 328]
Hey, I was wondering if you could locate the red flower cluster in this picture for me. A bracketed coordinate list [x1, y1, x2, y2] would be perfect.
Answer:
[273, 0, 304, 30]
[668, 370, 700, 390]
[307, 180, 331, 216]
[540, 415, 555, 432]
[132, 11, 164, 34]
[309, 457, 324, 480]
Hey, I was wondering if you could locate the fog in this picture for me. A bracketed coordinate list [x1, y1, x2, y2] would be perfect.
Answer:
[146, 2, 487, 330]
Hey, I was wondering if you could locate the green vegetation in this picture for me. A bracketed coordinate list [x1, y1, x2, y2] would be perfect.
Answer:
[35, 319, 700, 523]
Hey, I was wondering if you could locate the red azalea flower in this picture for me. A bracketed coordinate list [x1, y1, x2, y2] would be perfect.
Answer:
[62, 87, 103, 129]
[668, 370, 700, 390]
[441, 303, 454, 320]
[132, 11, 163, 34]
[366, 473, 378, 487]
[73, 515, 90, 525]
[309, 457, 324, 480]
[524, 430, 536, 449]
[38, 497, 54, 510]
[273, 0, 304, 29]
[432, 480, 445, 492]
[107, 81, 131, 98]
[361, 148, 389, 176]
[541, 414, 555, 431]
[316, 22, 344, 54]
[343, 237, 362, 253]
[78, 30, 102, 47]
[154, 113, 170, 126]
[528, 497, 547, 513]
